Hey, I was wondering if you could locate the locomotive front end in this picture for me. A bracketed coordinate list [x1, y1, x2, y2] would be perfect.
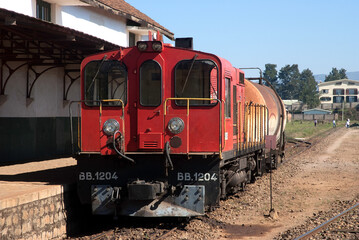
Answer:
[75, 40, 224, 217]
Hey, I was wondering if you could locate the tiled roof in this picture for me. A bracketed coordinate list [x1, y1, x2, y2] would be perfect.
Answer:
[303, 108, 332, 113]
[318, 79, 359, 86]
[81, 0, 174, 40]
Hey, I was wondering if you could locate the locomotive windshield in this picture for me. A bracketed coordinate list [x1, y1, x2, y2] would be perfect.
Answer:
[140, 60, 161, 106]
[175, 59, 218, 105]
[84, 60, 127, 106]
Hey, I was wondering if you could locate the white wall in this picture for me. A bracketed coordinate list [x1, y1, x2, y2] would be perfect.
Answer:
[60, 6, 128, 47]
[0, 63, 80, 117]
[1, 1, 130, 47]
[0, 0, 36, 16]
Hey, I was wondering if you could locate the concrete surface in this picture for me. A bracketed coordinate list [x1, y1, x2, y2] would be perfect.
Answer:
[0, 157, 77, 210]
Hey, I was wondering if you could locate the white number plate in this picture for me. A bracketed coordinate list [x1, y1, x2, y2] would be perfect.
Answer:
[177, 172, 218, 182]
[79, 171, 119, 181]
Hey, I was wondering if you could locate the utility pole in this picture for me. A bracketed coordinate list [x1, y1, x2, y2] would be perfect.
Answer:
[342, 92, 345, 122]
[342, 97, 345, 121]
[337, 94, 344, 121]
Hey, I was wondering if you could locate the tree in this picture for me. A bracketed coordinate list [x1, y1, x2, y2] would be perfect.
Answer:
[277, 64, 300, 99]
[299, 69, 320, 108]
[325, 67, 348, 82]
[339, 68, 347, 79]
[263, 64, 278, 91]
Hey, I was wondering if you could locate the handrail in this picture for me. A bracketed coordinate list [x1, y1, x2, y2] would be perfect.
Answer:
[264, 105, 269, 141]
[69, 100, 101, 154]
[163, 97, 223, 159]
[237, 101, 241, 151]
[164, 97, 218, 115]
[99, 99, 125, 118]
[243, 102, 267, 150]
[69, 99, 125, 154]
[100, 99, 125, 152]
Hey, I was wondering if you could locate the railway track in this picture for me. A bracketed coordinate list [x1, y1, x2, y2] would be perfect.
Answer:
[284, 126, 341, 162]
[89, 229, 115, 240]
[285, 139, 312, 161]
[276, 196, 359, 240]
[71, 129, 356, 240]
[77, 199, 359, 239]
[72, 219, 186, 240]
[294, 202, 359, 240]
[70, 138, 315, 240]
[154, 226, 178, 240]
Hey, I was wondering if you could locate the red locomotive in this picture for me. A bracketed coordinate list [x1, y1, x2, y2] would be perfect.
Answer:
[72, 37, 286, 217]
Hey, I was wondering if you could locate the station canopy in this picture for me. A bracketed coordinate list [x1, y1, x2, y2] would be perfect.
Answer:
[0, 7, 121, 99]
[0, 8, 120, 64]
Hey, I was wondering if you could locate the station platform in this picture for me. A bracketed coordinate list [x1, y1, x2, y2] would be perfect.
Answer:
[0, 157, 78, 239]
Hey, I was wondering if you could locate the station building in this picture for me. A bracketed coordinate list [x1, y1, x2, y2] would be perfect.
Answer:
[0, 0, 174, 163]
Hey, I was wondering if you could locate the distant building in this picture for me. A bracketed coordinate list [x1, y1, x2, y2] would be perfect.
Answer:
[303, 108, 332, 115]
[290, 108, 335, 121]
[282, 100, 303, 111]
[318, 79, 359, 104]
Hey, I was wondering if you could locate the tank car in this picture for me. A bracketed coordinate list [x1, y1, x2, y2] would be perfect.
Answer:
[71, 37, 286, 217]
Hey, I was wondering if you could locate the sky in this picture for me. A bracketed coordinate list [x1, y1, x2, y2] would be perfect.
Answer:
[126, 0, 359, 76]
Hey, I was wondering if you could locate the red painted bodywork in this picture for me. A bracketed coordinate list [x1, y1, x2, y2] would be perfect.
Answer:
[80, 44, 246, 155]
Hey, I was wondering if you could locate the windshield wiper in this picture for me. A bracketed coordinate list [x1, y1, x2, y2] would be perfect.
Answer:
[210, 66, 218, 99]
[86, 55, 107, 94]
[180, 54, 198, 95]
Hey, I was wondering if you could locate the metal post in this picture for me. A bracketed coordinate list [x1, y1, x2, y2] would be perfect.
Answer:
[270, 149, 273, 211]
[342, 96, 345, 121]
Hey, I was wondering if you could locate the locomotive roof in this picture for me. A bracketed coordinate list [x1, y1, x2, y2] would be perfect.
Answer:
[81, 0, 174, 40]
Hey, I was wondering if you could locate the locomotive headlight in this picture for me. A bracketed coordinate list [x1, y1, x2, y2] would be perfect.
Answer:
[103, 119, 120, 136]
[152, 41, 163, 52]
[168, 117, 184, 134]
[137, 41, 148, 51]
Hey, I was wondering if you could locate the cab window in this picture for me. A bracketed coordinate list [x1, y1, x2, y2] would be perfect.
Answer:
[175, 59, 218, 105]
[84, 60, 127, 106]
[140, 60, 162, 106]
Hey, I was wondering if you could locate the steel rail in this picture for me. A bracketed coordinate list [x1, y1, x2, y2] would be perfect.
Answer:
[284, 126, 342, 164]
[89, 229, 115, 240]
[282, 139, 312, 163]
[154, 227, 178, 240]
[294, 202, 359, 240]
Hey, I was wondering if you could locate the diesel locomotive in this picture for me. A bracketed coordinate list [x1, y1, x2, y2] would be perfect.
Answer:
[71, 37, 286, 217]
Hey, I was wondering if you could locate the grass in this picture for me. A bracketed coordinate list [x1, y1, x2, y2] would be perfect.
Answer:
[284, 120, 343, 140]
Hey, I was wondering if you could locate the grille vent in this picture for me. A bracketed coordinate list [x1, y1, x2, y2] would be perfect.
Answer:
[143, 141, 158, 148]
[139, 132, 163, 150]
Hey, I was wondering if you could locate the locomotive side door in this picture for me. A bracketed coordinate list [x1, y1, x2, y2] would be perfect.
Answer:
[136, 58, 165, 151]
